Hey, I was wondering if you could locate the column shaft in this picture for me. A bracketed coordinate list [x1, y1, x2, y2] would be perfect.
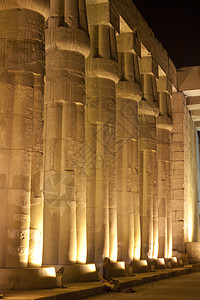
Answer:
[139, 57, 159, 259]
[28, 75, 44, 267]
[86, 2, 119, 263]
[0, 4, 47, 267]
[157, 77, 173, 258]
[116, 32, 142, 262]
[43, 0, 89, 264]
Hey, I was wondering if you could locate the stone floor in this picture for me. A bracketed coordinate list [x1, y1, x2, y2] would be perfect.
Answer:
[86, 270, 200, 299]
[0, 266, 193, 300]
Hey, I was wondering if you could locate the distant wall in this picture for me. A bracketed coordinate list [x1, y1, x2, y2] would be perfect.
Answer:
[171, 92, 200, 253]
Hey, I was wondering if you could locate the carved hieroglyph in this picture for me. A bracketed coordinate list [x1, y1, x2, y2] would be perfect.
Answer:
[139, 55, 159, 259]
[43, 0, 90, 265]
[116, 30, 142, 261]
[0, 0, 48, 268]
[86, 0, 119, 263]
[157, 75, 173, 258]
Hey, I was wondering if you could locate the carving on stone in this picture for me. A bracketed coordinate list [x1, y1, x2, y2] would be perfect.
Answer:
[0, 2, 47, 268]
[156, 74, 173, 258]
[138, 54, 159, 259]
[116, 30, 142, 261]
[86, 0, 119, 263]
[43, 0, 90, 265]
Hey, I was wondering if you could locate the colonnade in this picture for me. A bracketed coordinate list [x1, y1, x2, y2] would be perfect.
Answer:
[0, 0, 199, 274]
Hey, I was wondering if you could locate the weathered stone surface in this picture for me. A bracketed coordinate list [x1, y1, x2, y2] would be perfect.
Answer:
[0, 0, 50, 19]
[138, 56, 159, 260]
[0, 3, 46, 268]
[186, 242, 200, 263]
[0, 0, 200, 290]
[140, 56, 158, 78]
[86, 0, 119, 263]
[116, 34, 141, 261]
[110, 0, 177, 89]
[43, 0, 90, 265]
[178, 66, 200, 94]
[0, 267, 56, 290]
[117, 32, 141, 57]
[171, 92, 200, 253]
[86, 1, 119, 32]
[157, 74, 173, 258]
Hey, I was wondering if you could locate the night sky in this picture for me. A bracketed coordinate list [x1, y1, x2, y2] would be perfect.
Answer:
[132, 0, 200, 69]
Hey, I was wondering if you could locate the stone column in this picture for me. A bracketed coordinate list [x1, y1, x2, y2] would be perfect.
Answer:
[116, 31, 142, 262]
[139, 55, 159, 259]
[0, 1, 48, 268]
[157, 75, 173, 258]
[44, 0, 90, 265]
[86, 1, 119, 263]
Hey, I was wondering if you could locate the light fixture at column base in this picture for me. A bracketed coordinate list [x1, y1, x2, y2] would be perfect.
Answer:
[45, 264, 97, 283]
[147, 258, 166, 270]
[128, 259, 148, 275]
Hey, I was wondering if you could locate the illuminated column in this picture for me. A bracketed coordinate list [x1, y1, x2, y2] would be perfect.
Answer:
[0, 1, 48, 268]
[28, 74, 44, 267]
[44, 0, 90, 264]
[139, 55, 159, 259]
[86, 1, 119, 263]
[116, 31, 142, 262]
[157, 75, 173, 258]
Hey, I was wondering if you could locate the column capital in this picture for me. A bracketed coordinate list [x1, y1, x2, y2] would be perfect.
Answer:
[116, 32, 142, 101]
[86, 24, 119, 81]
[117, 32, 141, 58]
[116, 80, 142, 102]
[156, 115, 173, 131]
[138, 99, 159, 117]
[86, 1, 119, 32]
[46, 25, 90, 57]
[45, 0, 90, 57]
[0, 0, 50, 19]
[46, 0, 90, 57]
[157, 75, 172, 95]
[86, 58, 119, 82]
[116, 52, 142, 102]
[140, 55, 158, 78]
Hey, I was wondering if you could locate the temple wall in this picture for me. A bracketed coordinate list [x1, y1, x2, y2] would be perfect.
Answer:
[184, 101, 199, 243]
[171, 92, 200, 253]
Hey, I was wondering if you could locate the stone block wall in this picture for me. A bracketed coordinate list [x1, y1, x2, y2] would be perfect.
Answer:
[171, 92, 185, 252]
[184, 101, 199, 243]
[171, 92, 200, 253]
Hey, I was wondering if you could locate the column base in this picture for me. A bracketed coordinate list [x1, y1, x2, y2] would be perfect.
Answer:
[128, 260, 148, 274]
[147, 258, 166, 270]
[165, 257, 180, 268]
[0, 267, 56, 290]
[107, 261, 126, 277]
[50, 264, 97, 283]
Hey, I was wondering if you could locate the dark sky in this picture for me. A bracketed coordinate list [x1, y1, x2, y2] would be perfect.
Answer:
[132, 0, 200, 69]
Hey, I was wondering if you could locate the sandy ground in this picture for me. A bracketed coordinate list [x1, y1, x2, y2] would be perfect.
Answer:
[85, 272, 200, 300]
